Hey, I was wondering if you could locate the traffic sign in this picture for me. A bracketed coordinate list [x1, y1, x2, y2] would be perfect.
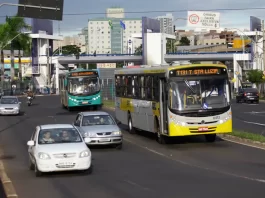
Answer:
[187, 11, 220, 29]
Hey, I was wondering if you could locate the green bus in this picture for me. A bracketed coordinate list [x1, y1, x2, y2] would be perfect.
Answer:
[59, 68, 102, 110]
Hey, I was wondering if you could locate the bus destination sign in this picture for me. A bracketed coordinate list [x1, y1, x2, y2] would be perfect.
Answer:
[70, 71, 97, 77]
[170, 67, 226, 77]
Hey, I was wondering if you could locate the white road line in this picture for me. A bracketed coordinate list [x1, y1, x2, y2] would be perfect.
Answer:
[123, 138, 265, 184]
[123, 180, 151, 191]
[243, 121, 265, 126]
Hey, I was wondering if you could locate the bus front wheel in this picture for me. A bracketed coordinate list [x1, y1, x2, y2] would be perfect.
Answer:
[205, 134, 216, 142]
[155, 120, 168, 144]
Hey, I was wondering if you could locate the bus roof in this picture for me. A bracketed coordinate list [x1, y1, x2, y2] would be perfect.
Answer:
[114, 64, 227, 75]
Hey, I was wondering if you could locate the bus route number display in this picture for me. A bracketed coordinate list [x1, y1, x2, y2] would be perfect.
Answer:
[175, 68, 221, 76]
[70, 71, 97, 77]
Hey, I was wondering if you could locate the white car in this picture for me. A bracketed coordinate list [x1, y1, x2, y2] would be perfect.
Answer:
[27, 124, 93, 177]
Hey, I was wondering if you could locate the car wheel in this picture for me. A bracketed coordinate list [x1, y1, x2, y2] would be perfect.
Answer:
[34, 163, 42, 177]
[83, 165, 93, 175]
[29, 157, 34, 170]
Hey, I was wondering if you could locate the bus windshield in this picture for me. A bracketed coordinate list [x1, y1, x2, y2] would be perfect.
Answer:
[68, 76, 100, 95]
[168, 78, 231, 111]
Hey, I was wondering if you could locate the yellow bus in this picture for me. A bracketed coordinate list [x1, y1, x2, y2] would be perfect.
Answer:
[114, 63, 232, 144]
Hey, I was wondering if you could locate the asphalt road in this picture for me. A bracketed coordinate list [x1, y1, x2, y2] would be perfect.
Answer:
[0, 96, 265, 198]
[232, 100, 265, 136]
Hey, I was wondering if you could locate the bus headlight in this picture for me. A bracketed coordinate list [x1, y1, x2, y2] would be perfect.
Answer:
[219, 112, 232, 124]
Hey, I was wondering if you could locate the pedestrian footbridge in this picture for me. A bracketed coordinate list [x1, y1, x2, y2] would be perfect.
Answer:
[164, 52, 251, 62]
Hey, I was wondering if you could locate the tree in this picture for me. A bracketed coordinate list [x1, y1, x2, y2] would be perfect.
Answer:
[134, 44, 142, 55]
[246, 69, 263, 91]
[178, 36, 190, 46]
[53, 45, 81, 56]
[166, 38, 176, 53]
[0, 16, 31, 81]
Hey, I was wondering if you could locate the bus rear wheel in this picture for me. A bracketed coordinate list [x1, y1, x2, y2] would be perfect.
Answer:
[205, 134, 216, 142]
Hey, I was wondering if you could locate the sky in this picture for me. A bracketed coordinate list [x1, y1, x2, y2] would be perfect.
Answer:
[1, 0, 265, 36]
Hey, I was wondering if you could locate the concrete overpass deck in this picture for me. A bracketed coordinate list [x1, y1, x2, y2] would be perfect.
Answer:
[165, 52, 251, 62]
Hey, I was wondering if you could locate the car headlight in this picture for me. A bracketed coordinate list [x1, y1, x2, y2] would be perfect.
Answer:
[112, 131, 122, 135]
[14, 107, 19, 110]
[79, 150, 91, 158]
[84, 132, 96, 137]
[38, 152, 51, 160]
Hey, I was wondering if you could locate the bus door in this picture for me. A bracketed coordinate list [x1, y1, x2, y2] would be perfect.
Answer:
[159, 78, 168, 134]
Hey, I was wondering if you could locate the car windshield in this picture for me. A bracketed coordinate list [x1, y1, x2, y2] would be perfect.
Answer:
[0, 98, 18, 104]
[68, 76, 100, 95]
[38, 128, 82, 144]
[168, 78, 231, 111]
[82, 115, 115, 126]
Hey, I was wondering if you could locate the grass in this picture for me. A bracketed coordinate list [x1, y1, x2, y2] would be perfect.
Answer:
[103, 100, 115, 108]
[227, 129, 265, 143]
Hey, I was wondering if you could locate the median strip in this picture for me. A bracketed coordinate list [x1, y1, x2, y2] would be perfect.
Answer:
[0, 152, 18, 198]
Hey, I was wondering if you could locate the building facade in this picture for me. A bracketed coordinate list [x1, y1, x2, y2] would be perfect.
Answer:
[87, 18, 142, 54]
[156, 13, 174, 35]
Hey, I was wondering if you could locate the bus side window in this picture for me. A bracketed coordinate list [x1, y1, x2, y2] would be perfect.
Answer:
[115, 76, 121, 96]
[134, 76, 139, 98]
[146, 76, 152, 100]
[140, 76, 145, 99]
[153, 76, 159, 101]
[127, 76, 132, 97]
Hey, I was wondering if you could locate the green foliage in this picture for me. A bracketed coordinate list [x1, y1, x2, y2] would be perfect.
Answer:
[178, 36, 190, 46]
[134, 44, 142, 55]
[166, 38, 176, 53]
[53, 45, 81, 56]
[246, 69, 263, 86]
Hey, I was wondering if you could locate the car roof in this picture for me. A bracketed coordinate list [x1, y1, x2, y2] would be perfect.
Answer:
[40, 124, 74, 130]
[1, 96, 18, 98]
[81, 111, 110, 116]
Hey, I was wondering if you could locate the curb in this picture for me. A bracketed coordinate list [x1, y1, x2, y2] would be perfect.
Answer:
[17, 94, 59, 98]
[218, 134, 265, 149]
[103, 106, 115, 110]
[0, 160, 18, 198]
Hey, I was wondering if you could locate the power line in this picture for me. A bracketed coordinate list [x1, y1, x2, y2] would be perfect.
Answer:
[0, 7, 265, 18]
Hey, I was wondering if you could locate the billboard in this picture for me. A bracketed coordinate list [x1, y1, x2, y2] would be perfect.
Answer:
[97, 63, 116, 68]
[17, 0, 64, 21]
[142, 17, 160, 64]
[250, 16, 261, 31]
[187, 11, 220, 28]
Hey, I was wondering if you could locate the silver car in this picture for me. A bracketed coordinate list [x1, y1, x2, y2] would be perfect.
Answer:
[0, 96, 21, 115]
[73, 111, 123, 149]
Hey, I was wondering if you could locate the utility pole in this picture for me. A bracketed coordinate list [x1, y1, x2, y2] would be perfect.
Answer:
[261, 20, 265, 71]
[46, 45, 50, 87]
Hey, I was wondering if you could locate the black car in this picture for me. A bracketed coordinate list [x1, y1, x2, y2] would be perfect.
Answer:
[236, 88, 259, 103]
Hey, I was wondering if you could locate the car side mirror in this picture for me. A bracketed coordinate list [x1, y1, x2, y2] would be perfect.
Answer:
[116, 121, 121, 125]
[84, 137, 91, 143]
[27, 140, 35, 146]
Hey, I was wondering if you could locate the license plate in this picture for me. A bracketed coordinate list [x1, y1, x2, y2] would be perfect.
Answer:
[59, 162, 73, 166]
[82, 101, 88, 104]
[99, 138, 110, 142]
[250, 98, 254, 100]
[198, 127, 208, 132]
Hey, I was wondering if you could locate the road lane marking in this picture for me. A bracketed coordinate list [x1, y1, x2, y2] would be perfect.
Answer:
[243, 121, 265, 126]
[124, 137, 265, 184]
[124, 180, 151, 191]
